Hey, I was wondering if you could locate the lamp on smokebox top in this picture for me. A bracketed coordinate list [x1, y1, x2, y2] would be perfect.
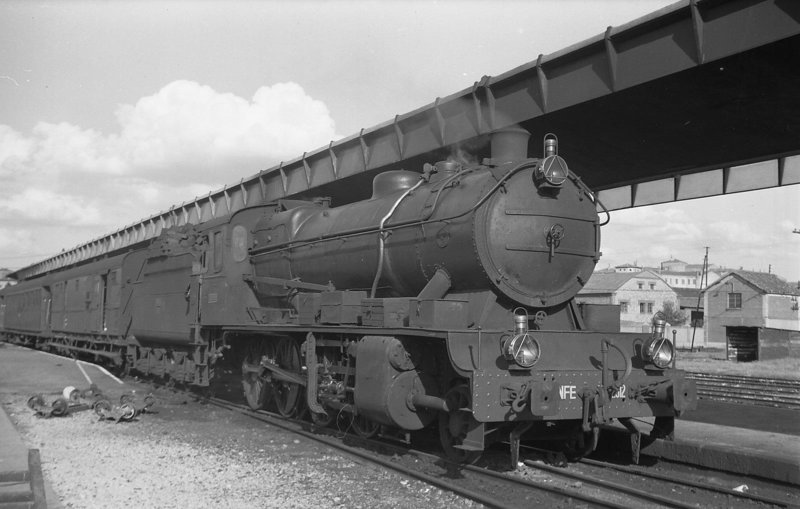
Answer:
[533, 134, 568, 189]
[502, 310, 542, 369]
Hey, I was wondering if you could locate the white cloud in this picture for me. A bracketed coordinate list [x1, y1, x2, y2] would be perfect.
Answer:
[0, 125, 34, 179]
[0, 80, 337, 268]
[30, 122, 127, 176]
[600, 189, 800, 281]
[115, 80, 335, 182]
[1, 188, 103, 226]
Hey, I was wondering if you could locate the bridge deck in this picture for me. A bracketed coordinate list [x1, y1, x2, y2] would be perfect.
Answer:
[13, 0, 800, 280]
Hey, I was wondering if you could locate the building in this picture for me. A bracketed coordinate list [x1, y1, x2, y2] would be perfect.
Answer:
[613, 263, 644, 273]
[578, 270, 679, 333]
[674, 287, 703, 320]
[704, 270, 800, 360]
[0, 268, 15, 290]
[659, 258, 723, 289]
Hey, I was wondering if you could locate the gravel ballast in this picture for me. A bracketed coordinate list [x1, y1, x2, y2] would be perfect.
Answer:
[3, 385, 477, 509]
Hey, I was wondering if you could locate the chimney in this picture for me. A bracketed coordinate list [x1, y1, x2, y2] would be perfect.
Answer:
[490, 127, 530, 163]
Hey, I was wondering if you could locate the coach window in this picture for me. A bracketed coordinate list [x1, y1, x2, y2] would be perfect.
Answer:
[231, 225, 248, 262]
[213, 231, 223, 272]
[198, 235, 209, 272]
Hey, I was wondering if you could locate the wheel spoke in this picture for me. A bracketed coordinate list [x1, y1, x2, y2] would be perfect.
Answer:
[352, 414, 380, 438]
[439, 384, 482, 464]
[272, 337, 304, 418]
[241, 340, 275, 410]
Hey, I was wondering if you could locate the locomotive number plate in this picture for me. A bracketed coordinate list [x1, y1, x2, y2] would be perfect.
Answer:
[559, 384, 627, 400]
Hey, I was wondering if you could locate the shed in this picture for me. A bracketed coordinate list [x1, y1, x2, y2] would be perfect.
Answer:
[704, 271, 800, 360]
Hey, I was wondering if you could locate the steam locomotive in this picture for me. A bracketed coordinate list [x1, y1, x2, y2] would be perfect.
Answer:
[0, 128, 696, 465]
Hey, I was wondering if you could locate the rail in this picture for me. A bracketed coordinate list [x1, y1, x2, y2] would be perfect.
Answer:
[687, 372, 800, 410]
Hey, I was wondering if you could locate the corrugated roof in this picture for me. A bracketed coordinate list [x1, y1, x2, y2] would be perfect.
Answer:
[581, 270, 665, 294]
[715, 270, 800, 296]
[581, 272, 633, 293]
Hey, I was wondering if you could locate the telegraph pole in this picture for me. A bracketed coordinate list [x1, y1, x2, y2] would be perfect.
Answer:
[690, 247, 709, 351]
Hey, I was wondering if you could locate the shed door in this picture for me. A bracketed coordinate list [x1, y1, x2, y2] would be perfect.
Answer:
[726, 326, 757, 362]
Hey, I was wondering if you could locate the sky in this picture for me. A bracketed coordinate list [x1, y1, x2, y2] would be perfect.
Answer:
[1, 0, 798, 282]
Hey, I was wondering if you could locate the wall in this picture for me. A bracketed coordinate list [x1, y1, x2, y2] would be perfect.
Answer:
[705, 276, 763, 348]
[764, 294, 800, 331]
[574, 295, 612, 305]
[759, 328, 800, 360]
[669, 325, 706, 349]
[615, 275, 678, 330]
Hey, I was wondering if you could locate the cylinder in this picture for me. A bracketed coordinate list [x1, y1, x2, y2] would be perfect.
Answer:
[411, 393, 449, 412]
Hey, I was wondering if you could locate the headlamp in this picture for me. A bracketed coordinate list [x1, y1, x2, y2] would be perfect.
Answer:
[644, 337, 675, 369]
[534, 155, 568, 188]
[502, 332, 541, 369]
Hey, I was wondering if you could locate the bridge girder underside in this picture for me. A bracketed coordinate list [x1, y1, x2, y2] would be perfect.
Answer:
[309, 35, 800, 209]
[521, 35, 800, 208]
[13, 0, 800, 280]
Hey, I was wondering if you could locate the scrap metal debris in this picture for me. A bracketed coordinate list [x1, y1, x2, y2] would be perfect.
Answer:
[27, 384, 155, 423]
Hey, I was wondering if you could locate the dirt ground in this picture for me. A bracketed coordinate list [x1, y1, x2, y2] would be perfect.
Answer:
[0, 345, 474, 509]
[675, 348, 800, 379]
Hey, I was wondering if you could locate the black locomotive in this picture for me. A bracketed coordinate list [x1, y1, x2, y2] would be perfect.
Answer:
[0, 128, 696, 464]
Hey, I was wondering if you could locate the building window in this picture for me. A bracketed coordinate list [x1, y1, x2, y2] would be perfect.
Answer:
[619, 301, 629, 313]
[649, 283, 655, 290]
[639, 301, 654, 314]
[728, 292, 742, 309]
[637, 282, 643, 289]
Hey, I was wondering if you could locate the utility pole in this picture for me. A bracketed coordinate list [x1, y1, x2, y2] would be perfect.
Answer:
[690, 247, 709, 352]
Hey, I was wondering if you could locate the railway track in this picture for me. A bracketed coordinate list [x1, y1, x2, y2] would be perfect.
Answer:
[204, 397, 580, 508]
[557, 457, 798, 509]
[7, 343, 797, 507]
[202, 393, 797, 508]
[687, 372, 800, 409]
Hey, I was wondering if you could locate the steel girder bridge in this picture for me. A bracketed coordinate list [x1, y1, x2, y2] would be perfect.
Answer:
[13, 0, 800, 280]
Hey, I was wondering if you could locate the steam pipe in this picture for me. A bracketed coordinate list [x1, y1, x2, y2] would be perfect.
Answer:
[602, 339, 632, 391]
[416, 268, 451, 300]
[370, 178, 425, 297]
